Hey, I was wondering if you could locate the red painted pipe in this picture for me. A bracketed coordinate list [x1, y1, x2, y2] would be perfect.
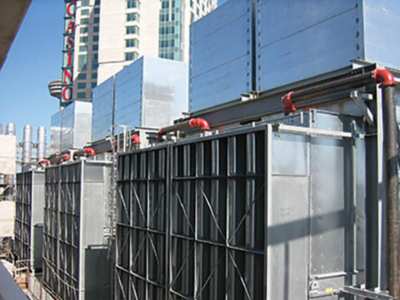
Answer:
[188, 118, 210, 131]
[158, 117, 210, 137]
[372, 67, 397, 87]
[83, 147, 96, 157]
[281, 91, 296, 114]
[131, 133, 141, 145]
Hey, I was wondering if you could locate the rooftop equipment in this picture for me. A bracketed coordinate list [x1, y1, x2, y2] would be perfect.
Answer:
[42, 160, 112, 300]
[14, 170, 45, 274]
[91, 56, 188, 142]
[189, 0, 400, 112]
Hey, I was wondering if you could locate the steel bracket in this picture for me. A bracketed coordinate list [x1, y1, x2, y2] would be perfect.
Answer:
[350, 90, 374, 126]
[340, 286, 393, 300]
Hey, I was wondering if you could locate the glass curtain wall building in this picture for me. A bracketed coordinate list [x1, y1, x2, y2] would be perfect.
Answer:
[159, 0, 216, 61]
[73, 0, 101, 101]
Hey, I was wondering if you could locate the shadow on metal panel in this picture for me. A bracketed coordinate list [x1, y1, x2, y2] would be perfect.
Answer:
[84, 245, 111, 300]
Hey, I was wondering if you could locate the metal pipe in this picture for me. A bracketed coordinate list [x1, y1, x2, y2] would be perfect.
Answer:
[281, 71, 376, 114]
[158, 118, 210, 136]
[131, 133, 140, 145]
[37, 126, 46, 161]
[380, 82, 400, 299]
[5, 122, 16, 135]
[22, 124, 33, 165]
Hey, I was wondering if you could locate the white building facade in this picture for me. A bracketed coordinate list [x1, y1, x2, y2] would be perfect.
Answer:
[65, 0, 216, 100]
[97, 0, 217, 84]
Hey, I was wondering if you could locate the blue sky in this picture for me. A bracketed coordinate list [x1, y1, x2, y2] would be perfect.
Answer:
[0, 1, 226, 140]
[0, 0, 64, 139]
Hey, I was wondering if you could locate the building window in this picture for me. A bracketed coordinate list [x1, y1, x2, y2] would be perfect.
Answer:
[125, 39, 139, 48]
[94, 17, 100, 24]
[80, 18, 89, 25]
[126, 25, 139, 35]
[93, 35, 99, 42]
[80, 36, 89, 43]
[91, 82, 97, 88]
[81, 9, 89, 16]
[127, 0, 139, 9]
[77, 73, 87, 80]
[93, 44, 99, 51]
[80, 27, 89, 34]
[77, 92, 86, 99]
[93, 26, 99, 33]
[94, 7, 100, 14]
[125, 52, 139, 61]
[81, 0, 89, 6]
[127, 12, 140, 22]
[79, 45, 88, 52]
[78, 82, 87, 89]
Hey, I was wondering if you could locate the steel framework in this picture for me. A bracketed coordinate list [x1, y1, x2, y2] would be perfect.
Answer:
[14, 170, 44, 273]
[43, 160, 112, 300]
[115, 110, 387, 299]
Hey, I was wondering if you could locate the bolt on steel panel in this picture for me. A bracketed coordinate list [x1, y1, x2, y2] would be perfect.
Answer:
[115, 111, 366, 300]
[256, 0, 400, 91]
[43, 160, 112, 300]
[116, 146, 169, 300]
[14, 170, 45, 273]
[189, 0, 253, 112]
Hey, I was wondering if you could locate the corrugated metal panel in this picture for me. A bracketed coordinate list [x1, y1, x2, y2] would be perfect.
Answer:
[189, 0, 253, 112]
[116, 111, 366, 300]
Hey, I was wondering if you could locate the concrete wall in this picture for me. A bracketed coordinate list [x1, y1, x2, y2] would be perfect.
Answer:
[0, 201, 15, 238]
[0, 135, 16, 175]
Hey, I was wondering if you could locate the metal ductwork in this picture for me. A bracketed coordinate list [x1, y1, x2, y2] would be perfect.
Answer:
[36, 126, 46, 162]
[5, 122, 15, 135]
[22, 124, 32, 165]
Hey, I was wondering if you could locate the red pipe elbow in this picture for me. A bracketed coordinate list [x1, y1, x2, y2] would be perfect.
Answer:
[62, 153, 71, 161]
[281, 91, 296, 114]
[83, 147, 96, 157]
[372, 67, 397, 87]
[131, 133, 140, 145]
[188, 118, 210, 131]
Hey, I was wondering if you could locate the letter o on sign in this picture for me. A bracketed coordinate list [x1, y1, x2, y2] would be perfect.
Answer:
[62, 87, 72, 101]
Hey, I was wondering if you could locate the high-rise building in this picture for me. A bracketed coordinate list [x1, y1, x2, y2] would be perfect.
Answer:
[61, 0, 101, 104]
[97, 0, 217, 84]
[159, 0, 217, 61]
[72, 0, 101, 102]
[60, 0, 217, 101]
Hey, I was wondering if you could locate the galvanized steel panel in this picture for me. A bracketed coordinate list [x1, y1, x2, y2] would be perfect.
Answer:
[43, 160, 111, 300]
[363, 0, 400, 69]
[93, 57, 188, 141]
[92, 77, 114, 142]
[115, 110, 367, 300]
[256, 0, 361, 91]
[14, 170, 45, 273]
[189, 0, 253, 112]
[50, 102, 92, 153]
[256, 0, 400, 91]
